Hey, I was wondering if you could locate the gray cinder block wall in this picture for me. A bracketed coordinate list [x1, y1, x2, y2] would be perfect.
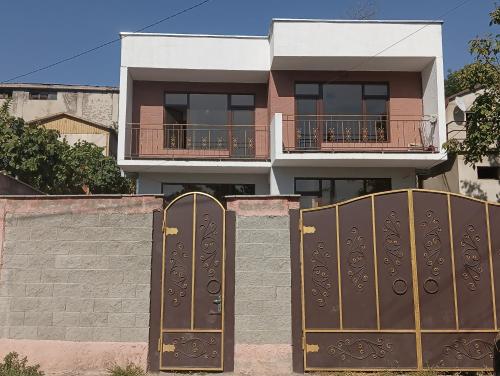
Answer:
[0, 196, 163, 373]
[227, 196, 299, 376]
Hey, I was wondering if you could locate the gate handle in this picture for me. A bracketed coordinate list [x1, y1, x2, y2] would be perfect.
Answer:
[209, 295, 222, 315]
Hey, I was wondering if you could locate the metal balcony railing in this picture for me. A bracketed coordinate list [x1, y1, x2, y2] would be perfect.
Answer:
[125, 124, 270, 160]
[282, 115, 438, 153]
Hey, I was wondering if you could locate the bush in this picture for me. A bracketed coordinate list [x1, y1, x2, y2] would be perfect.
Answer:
[0, 352, 43, 376]
[106, 363, 145, 376]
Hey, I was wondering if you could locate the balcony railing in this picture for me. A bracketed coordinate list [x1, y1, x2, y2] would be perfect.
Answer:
[282, 115, 437, 153]
[125, 124, 270, 160]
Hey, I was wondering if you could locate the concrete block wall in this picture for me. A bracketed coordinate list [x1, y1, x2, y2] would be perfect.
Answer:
[0, 196, 163, 374]
[227, 196, 299, 375]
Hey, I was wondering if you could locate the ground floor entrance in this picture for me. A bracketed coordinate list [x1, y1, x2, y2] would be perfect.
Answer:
[293, 189, 500, 371]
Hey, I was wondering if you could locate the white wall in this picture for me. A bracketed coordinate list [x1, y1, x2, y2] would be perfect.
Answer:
[137, 172, 270, 195]
[270, 166, 416, 195]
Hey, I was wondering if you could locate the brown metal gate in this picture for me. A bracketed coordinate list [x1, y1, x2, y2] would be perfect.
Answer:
[295, 189, 500, 372]
[150, 192, 235, 372]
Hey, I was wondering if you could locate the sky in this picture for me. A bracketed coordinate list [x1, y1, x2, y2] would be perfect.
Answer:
[0, 0, 495, 87]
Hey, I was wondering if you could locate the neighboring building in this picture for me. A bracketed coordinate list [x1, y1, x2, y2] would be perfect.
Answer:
[0, 83, 119, 156]
[117, 19, 447, 206]
[422, 89, 500, 202]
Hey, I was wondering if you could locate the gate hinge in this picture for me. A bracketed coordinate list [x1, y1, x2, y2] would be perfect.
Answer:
[162, 343, 176, 353]
[163, 227, 178, 236]
[301, 225, 316, 234]
[157, 337, 161, 352]
[306, 343, 320, 353]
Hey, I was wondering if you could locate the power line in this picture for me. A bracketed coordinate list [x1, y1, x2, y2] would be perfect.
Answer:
[0, 0, 213, 83]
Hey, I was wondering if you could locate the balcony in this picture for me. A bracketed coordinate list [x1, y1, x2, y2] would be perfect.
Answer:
[282, 115, 438, 153]
[125, 124, 269, 160]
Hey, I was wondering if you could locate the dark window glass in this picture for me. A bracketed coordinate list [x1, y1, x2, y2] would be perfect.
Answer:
[231, 109, 255, 157]
[30, 91, 57, 100]
[0, 90, 12, 99]
[365, 178, 392, 193]
[295, 179, 320, 192]
[230, 94, 254, 107]
[294, 178, 391, 208]
[295, 83, 320, 96]
[162, 183, 255, 203]
[477, 166, 499, 180]
[165, 93, 188, 106]
[365, 99, 387, 116]
[364, 84, 388, 96]
[189, 94, 227, 125]
[323, 84, 363, 115]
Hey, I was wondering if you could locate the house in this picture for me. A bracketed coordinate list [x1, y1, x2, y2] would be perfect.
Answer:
[117, 19, 447, 206]
[422, 89, 500, 202]
[0, 83, 119, 156]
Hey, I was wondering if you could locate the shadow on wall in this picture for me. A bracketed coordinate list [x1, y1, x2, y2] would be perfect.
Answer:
[460, 180, 488, 201]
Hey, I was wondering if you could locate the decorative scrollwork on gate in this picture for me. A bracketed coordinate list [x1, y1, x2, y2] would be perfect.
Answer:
[346, 227, 368, 291]
[327, 338, 393, 360]
[460, 225, 482, 291]
[439, 338, 493, 364]
[383, 211, 403, 276]
[172, 336, 218, 359]
[199, 214, 221, 295]
[420, 210, 444, 294]
[383, 211, 408, 295]
[168, 242, 189, 306]
[311, 242, 332, 307]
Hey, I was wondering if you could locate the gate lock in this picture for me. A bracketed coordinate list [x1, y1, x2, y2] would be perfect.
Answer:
[212, 295, 222, 314]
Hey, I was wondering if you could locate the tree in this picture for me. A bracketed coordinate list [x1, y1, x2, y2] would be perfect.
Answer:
[0, 100, 133, 194]
[444, 4, 500, 165]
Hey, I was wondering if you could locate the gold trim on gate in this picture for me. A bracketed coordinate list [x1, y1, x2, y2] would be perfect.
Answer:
[299, 211, 307, 367]
[191, 194, 197, 330]
[408, 190, 423, 370]
[336, 207, 343, 330]
[447, 194, 460, 330]
[371, 196, 381, 330]
[159, 192, 226, 372]
[486, 203, 497, 329]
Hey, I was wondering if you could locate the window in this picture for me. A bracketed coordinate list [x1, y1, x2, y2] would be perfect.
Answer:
[0, 90, 12, 99]
[164, 93, 255, 156]
[477, 166, 499, 180]
[161, 183, 255, 203]
[294, 178, 391, 208]
[294, 83, 389, 146]
[29, 91, 57, 100]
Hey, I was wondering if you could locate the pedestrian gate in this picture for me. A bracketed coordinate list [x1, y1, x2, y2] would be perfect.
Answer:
[296, 189, 500, 371]
[154, 192, 234, 372]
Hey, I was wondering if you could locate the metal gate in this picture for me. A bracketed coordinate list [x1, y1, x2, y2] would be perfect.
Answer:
[295, 189, 500, 372]
[152, 192, 234, 372]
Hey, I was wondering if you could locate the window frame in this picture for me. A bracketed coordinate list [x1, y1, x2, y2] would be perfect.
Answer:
[294, 82, 390, 143]
[160, 182, 256, 203]
[294, 177, 392, 207]
[163, 92, 256, 155]
[0, 89, 13, 99]
[29, 91, 57, 100]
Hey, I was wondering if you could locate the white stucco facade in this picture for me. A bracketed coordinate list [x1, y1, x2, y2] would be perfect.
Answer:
[118, 18, 447, 196]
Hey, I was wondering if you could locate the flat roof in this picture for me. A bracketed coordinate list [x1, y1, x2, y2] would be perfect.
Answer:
[0, 83, 118, 92]
[120, 18, 443, 40]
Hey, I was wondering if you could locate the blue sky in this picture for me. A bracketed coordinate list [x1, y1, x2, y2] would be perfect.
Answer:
[0, 0, 495, 86]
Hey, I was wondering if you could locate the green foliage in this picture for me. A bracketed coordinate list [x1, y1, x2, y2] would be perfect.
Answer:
[106, 363, 145, 376]
[0, 100, 133, 194]
[0, 352, 44, 376]
[443, 4, 500, 166]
